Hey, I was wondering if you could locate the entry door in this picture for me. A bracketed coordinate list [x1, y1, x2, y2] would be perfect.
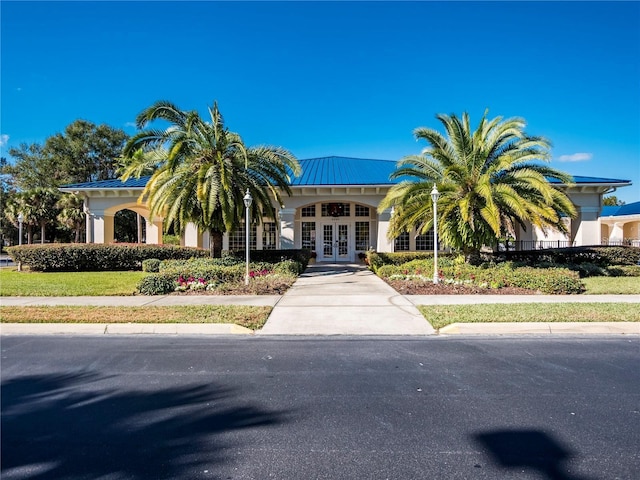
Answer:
[320, 223, 350, 262]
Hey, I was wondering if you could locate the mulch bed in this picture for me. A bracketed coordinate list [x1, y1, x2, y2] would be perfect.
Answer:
[384, 279, 536, 295]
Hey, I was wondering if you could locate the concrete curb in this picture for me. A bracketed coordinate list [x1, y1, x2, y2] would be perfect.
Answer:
[438, 322, 640, 335]
[0, 323, 254, 336]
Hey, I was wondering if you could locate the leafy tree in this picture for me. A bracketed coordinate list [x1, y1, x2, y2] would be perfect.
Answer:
[603, 195, 625, 207]
[121, 101, 301, 257]
[5, 120, 128, 190]
[4, 143, 61, 190]
[56, 193, 86, 243]
[379, 111, 577, 263]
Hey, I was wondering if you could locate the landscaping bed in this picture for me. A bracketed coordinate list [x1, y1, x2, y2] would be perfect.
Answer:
[385, 279, 536, 295]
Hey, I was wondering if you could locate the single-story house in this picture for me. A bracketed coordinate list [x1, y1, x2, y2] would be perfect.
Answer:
[61, 156, 634, 261]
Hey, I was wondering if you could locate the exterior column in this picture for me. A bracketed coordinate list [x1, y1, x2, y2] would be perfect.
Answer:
[610, 222, 625, 243]
[279, 208, 295, 249]
[376, 208, 394, 253]
[145, 219, 163, 244]
[90, 211, 114, 244]
[183, 222, 202, 248]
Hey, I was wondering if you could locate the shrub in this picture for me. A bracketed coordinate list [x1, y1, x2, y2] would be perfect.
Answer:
[6, 243, 209, 272]
[495, 246, 640, 267]
[142, 258, 161, 273]
[378, 259, 584, 294]
[273, 259, 303, 275]
[137, 273, 177, 295]
[225, 249, 311, 268]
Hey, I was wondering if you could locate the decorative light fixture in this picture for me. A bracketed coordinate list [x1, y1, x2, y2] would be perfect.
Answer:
[431, 184, 440, 284]
[243, 189, 253, 285]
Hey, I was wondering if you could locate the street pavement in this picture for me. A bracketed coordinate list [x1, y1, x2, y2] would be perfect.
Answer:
[1, 263, 639, 336]
[2, 336, 639, 479]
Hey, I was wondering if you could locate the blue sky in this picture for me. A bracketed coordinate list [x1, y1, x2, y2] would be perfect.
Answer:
[2, 1, 639, 202]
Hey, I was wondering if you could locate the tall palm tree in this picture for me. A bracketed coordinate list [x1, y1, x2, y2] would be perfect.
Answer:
[379, 111, 577, 263]
[121, 101, 301, 257]
[56, 193, 86, 243]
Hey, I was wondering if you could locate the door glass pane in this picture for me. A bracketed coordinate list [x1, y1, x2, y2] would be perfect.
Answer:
[323, 224, 333, 256]
[338, 224, 348, 256]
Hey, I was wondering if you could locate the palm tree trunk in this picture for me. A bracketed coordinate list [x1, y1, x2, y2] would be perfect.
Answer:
[209, 229, 224, 258]
[40, 222, 46, 244]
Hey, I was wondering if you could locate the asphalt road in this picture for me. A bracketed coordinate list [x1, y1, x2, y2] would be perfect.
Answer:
[1, 336, 638, 480]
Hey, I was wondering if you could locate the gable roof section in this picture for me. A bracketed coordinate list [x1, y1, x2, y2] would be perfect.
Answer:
[292, 156, 399, 186]
[60, 156, 632, 190]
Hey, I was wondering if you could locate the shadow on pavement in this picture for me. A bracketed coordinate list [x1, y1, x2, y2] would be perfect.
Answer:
[473, 429, 596, 480]
[1, 371, 288, 479]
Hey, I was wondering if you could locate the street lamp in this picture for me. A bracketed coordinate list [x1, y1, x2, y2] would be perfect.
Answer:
[243, 189, 253, 286]
[431, 184, 440, 284]
[17, 213, 24, 246]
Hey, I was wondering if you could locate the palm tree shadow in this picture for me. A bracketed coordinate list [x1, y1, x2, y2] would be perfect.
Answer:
[2, 371, 289, 479]
[473, 429, 597, 480]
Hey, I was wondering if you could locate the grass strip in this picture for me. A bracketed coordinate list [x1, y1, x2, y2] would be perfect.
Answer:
[582, 277, 640, 295]
[0, 305, 272, 331]
[418, 303, 640, 330]
[1, 270, 146, 296]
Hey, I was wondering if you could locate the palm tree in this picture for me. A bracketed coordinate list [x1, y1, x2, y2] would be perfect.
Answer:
[379, 111, 577, 263]
[4, 192, 39, 244]
[121, 101, 301, 257]
[56, 193, 85, 243]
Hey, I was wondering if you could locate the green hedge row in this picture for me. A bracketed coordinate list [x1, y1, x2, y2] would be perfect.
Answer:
[225, 249, 312, 268]
[493, 246, 640, 266]
[377, 260, 584, 294]
[6, 243, 209, 272]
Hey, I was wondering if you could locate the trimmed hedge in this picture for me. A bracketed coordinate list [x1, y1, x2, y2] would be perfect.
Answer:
[225, 249, 312, 269]
[6, 243, 209, 272]
[494, 246, 640, 267]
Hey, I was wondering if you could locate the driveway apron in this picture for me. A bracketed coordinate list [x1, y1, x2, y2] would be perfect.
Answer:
[258, 263, 435, 335]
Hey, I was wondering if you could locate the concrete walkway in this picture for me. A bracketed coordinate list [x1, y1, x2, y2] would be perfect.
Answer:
[258, 263, 435, 335]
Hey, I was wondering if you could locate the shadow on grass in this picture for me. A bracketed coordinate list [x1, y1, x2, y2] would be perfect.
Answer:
[474, 429, 596, 480]
[1, 371, 288, 479]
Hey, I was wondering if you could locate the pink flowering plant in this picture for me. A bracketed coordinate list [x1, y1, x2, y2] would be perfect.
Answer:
[175, 275, 214, 292]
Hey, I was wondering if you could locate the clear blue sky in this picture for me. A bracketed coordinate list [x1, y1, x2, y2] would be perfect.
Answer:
[2, 1, 639, 202]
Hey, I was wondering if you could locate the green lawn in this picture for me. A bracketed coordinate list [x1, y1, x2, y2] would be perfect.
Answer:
[419, 303, 640, 330]
[582, 276, 640, 295]
[0, 305, 271, 331]
[0, 269, 146, 296]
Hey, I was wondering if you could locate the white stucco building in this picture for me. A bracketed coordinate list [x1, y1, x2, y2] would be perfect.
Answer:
[61, 156, 634, 261]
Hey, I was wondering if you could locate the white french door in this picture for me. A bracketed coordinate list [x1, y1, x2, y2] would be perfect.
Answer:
[319, 223, 351, 262]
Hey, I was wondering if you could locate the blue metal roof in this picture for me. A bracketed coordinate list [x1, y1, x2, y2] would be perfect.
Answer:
[60, 157, 632, 189]
[291, 156, 398, 186]
[601, 201, 640, 216]
[547, 175, 631, 184]
[62, 177, 151, 189]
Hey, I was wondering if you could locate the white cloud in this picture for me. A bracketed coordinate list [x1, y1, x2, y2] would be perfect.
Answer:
[557, 152, 593, 162]
[0, 134, 9, 147]
[124, 122, 137, 128]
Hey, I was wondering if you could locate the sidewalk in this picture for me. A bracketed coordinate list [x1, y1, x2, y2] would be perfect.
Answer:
[1, 263, 639, 336]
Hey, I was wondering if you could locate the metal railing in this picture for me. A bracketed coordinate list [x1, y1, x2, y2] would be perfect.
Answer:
[499, 240, 576, 251]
